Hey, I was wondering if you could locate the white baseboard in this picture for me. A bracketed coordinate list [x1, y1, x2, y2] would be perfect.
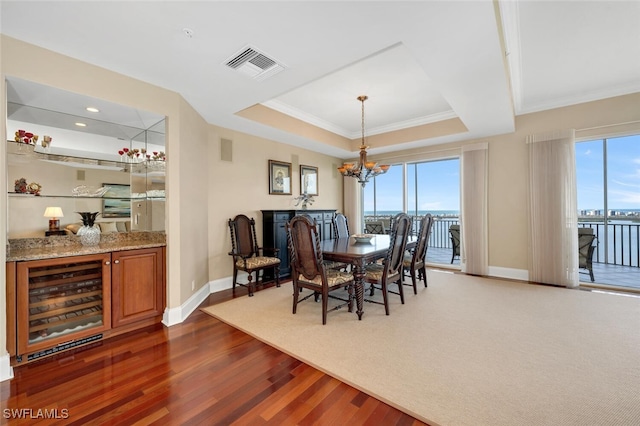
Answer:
[1, 352, 14, 383]
[488, 266, 529, 282]
[162, 277, 234, 327]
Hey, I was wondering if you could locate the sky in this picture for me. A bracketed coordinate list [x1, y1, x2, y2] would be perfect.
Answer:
[576, 134, 640, 211]
[364, 158, 460, 213]
[364, 133, 640, 214]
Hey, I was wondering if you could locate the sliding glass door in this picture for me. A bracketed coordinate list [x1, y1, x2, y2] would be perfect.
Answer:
[363, 157, 460, 265]
[576, 134, 640, 289]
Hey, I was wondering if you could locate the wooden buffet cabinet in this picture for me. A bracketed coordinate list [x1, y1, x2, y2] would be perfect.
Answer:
[5, 245, 165, 364]
[261, 209, 336, 278]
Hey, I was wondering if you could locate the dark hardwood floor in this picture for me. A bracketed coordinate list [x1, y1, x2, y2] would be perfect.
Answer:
[1, 283, 428, 425]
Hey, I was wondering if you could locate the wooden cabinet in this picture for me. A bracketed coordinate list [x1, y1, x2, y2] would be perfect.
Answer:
[7, 247, 165, 364]
[111, 247, 165, 328]
[15, 253, 112, 361]
[262, 209, 336, 278]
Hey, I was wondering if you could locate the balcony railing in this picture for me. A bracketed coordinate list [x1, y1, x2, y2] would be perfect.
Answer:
[364, 214, 459, 250]
[365, 216, 640, 269]
[579, 222, 640, 268]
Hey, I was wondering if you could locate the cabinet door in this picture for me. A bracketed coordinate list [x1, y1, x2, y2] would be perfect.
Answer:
[6, 262, 17, 357]
[16, 253, 112, 357]
[262, 211, 293, 279]
[111, 247, 164, 328]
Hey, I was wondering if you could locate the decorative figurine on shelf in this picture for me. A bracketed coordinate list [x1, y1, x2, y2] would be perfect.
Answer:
[14, 130, 38, 145]
[14, 177, 27, 193]
[27, 182, 42, 196]
[77, 212, 101, 246]
[293, 193, 315, 210]
[41, 135, 52, 149]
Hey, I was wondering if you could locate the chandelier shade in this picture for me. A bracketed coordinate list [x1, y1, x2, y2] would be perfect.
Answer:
[338, 95, 390, 187]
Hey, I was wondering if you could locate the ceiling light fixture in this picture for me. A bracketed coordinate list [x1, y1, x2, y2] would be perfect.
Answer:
[75, 122, 86, 127]
[86, 107, 99, 113]
[338, 95, 390, 187]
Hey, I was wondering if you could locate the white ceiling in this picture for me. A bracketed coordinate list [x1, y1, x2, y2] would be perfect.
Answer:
[2, 1, 639, 159]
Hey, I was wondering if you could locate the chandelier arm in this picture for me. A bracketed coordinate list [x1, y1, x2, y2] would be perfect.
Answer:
[338, 95, 391, 186]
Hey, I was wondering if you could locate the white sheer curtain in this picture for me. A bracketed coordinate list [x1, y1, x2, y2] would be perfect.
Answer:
[527, 129, 578, 287]
[460, 143, 488, 276]
[343, 176, 361, 234]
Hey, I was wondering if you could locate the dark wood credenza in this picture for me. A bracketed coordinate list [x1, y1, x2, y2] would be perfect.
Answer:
[261, 209, 336, 278]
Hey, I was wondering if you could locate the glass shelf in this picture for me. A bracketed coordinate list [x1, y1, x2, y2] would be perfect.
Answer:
[7, 140, 166, 172]
[8, 193, 165, 201]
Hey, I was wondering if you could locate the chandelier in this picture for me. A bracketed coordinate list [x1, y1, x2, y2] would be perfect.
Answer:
[337, 95, 390, 187]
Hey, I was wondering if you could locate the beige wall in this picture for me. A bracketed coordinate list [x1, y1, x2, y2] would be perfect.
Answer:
[206, 126, 344, 282]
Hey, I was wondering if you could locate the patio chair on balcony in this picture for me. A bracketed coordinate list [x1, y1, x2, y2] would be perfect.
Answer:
[365, 220, 386, 234]
[449, 224, 460, 263]
[578, 228, 597, 282]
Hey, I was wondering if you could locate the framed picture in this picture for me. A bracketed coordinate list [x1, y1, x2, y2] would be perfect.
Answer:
[103, 183, 131, 218]
[269, 160, 292, 195]
[300, 165, 318, 196]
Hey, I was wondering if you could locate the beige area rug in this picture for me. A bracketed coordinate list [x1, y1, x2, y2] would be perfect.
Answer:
[202, 271, 640, 426]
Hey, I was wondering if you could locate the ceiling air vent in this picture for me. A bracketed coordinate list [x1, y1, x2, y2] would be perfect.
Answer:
[224, 46, 285, 81]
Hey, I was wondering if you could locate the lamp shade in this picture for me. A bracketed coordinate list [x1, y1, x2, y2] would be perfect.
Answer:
[43, 207, 64, 218]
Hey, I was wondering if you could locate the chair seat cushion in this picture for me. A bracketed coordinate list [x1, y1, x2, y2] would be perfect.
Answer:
[298, 269, 353, 288]
[365, 263, 385, 281]
[403, 254, 424, 267]
[236, 256, 280, 270]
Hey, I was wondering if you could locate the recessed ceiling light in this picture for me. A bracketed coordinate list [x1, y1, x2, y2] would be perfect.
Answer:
[86, 107, 99, 113]
[75, 122, 87, 127]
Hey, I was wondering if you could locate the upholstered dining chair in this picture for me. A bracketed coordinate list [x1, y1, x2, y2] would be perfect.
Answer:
[403, 214, 434, 294]
[228, 214, 280, 297]
[286, 215, 354, 324]
[449, 224, 461, 263]
[364, 213, 412, 315]
[333, 212, 350, 238]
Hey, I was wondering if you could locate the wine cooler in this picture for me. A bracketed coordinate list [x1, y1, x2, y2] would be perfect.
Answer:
[16, 253, 112, 361]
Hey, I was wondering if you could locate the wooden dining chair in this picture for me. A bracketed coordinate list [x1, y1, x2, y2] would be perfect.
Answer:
[286, 215, 354, 324]
[228, 214, 281, 297]
[333, 213, 350, 238]
[403, 214, 434, 294]
[364, 213, 412, 315]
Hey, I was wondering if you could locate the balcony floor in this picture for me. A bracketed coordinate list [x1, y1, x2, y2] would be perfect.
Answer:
[426, 247, 640, 291]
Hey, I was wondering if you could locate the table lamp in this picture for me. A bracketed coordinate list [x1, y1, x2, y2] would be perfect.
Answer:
[43, 207, 64, 231]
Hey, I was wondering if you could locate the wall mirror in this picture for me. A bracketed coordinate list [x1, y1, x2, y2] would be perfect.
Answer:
[6, 77, 166, 238]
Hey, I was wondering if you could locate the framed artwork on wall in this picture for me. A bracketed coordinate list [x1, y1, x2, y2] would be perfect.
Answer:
[103, 183, 131, 218]
[269, 160, 292, 195]
[300, 165, 318, 196]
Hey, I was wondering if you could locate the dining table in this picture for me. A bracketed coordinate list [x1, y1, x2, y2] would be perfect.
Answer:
[319, 234, 416, 320]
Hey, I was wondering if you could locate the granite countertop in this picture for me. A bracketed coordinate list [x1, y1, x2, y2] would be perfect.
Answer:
[7, 231, 166, 262]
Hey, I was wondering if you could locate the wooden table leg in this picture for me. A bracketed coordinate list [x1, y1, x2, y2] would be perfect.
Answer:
[352, 261, 365, 320]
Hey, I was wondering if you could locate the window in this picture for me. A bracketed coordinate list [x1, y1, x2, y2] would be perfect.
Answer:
[364, 157, 460, 265]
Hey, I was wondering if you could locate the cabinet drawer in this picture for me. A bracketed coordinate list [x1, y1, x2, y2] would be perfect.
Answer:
[276, 213, 291, 222]
[323, 212, 335, 220]
[308, 213, 323, 222]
